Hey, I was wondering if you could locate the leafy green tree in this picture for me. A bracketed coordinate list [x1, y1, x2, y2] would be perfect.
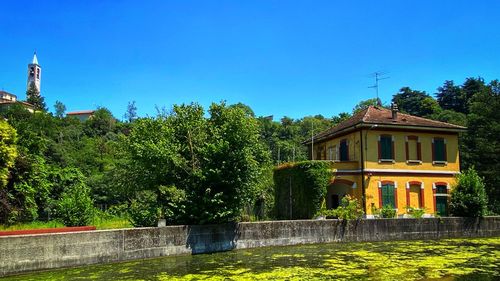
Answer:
[392, 87, 438, 117]
[352, 98, 381, 114]
[436, 80, 463, 113]
[26, 82, 47, 111]
[56, 181, 95, 226]
[84, 107, 116, 137]
[450, 168, 488, 217]
[54, 101, 66, 118]
[462, 83, 500, 213]
[0, 120, 17, 188]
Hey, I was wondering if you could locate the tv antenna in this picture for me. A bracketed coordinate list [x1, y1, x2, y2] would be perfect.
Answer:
[368, 71, 390, 101]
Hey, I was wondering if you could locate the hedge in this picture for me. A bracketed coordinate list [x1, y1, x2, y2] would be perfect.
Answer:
[273, 161, 331, 219]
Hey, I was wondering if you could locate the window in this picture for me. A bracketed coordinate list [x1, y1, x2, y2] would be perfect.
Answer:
[405, 136, 421, 161]
[433, 138, 447, 162]
[381, 183, 396, 208]
[339, 139, 349, 161]
[435, 184, 448, 216]
[36, 68, 40, 79]
[327, 146, 334, 160]
[378, 135, 394, 160]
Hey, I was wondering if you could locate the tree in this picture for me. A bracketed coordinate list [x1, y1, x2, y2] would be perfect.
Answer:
[0, 121, 17, 188]
[122, 102, 271, 224]
[352, 98, 382, 114]
[392, 87, 437, 117]
[450, 168, 488, 217]
[84, 107, 116, 137]
[436, 80, 463, 113]
[54, 101, 66, 118]
[124, 101, 138, 122]
[462, 83, 500, 213]
[26, 82, 47, 111]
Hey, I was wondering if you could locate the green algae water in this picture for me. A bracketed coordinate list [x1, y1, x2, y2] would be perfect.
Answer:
[3, 237, 500, 281]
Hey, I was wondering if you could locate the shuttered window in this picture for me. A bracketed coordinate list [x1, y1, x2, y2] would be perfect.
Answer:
[381, 183, 395, 208]
[433, 138, 446, 162]
[380, 135, 393, 160]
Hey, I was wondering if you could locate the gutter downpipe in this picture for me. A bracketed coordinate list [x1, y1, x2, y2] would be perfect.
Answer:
[361, 124, 378, 216]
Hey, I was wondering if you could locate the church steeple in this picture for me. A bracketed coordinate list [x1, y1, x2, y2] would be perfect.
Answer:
[32, 52, 39, 65]
[27, 51, 41, 93]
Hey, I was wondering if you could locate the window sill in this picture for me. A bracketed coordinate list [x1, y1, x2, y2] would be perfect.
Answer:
[432, 161, 448, 165]
[406, 160, 422, 164]
[378, 159, 395, 164]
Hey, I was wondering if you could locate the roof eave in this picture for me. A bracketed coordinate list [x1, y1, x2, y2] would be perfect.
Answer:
[303, 122, 466, 145]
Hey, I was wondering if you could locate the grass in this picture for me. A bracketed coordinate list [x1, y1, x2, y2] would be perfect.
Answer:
[0, 215, 132, 231]
[0, 220, 65, 231]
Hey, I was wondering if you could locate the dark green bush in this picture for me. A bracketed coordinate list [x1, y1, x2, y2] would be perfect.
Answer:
[273, 161, 330, 219]
[450, 168, 488, 217]
[128, 190, 160, 227]
[56, 183, 95, 226]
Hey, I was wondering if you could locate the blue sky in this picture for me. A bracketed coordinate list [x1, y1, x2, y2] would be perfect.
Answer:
[1, 1, 499, 120]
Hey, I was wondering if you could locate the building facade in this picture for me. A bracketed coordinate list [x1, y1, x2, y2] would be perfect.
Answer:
[305, 105, 466, 217]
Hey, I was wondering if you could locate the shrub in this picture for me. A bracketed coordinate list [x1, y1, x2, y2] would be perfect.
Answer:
[274, 161, 330, 219]
[450, 168, 488, 217]
[334, 195, 364, 220]
[380, 205, 397, 218]
[406, 207, 425, 219]
[128, 190, 160, 227]
[56, 183, 95, 226]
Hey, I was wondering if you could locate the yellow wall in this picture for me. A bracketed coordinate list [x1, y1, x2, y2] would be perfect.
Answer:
[364, 129, 460, 172]
[364, 174, 454, 215]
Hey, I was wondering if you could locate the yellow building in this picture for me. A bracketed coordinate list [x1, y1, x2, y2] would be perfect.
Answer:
[305, 104, 466, 218]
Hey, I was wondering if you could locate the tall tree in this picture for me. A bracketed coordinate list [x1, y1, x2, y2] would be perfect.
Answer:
[124, 101, 138, 122]
[436, 80, 463, 112]
[26, 82, 47, 111]
[463, 81, 500, 213]
[54, 101, 66, 118]
[352, 98, 382, 114]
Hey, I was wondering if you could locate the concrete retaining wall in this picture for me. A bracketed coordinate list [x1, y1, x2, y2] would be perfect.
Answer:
[1, 217, 500, 277]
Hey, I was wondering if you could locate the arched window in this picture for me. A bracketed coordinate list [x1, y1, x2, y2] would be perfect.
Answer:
[433, 182, 449, 216]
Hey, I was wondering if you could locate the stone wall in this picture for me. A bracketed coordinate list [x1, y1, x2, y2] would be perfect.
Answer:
[1, 217, 499, 277]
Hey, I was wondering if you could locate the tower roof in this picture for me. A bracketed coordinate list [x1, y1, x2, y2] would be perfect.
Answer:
[32, 52, 39, 65]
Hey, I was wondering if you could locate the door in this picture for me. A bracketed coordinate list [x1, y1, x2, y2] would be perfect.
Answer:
[436, 196, 448, 216]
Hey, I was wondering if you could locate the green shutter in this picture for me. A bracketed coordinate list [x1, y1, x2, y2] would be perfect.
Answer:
[435, 139, 445, 161]
[381, 136, 392, 159]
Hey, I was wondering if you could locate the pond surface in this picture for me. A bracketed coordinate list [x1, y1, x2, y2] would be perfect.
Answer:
[3, 237, 500, 281]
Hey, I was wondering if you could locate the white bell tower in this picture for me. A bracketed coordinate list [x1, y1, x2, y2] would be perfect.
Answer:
[27, 52, 41, 93]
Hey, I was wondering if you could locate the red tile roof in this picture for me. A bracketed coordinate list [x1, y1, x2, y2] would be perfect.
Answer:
[305, 106, 466, 144]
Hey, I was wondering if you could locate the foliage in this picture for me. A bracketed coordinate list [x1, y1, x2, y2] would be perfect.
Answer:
[450, 168, 488, 217]
[0, 120, 18, 188]
[26, 82, 47, 111]
[406, 207, 425, 219]
[128, 190, 160, 227]
[55, 182, 95, 226]
[392, 87, 438, 117]
[379, 205, 397, 218]
[334, 195, 364, 220]
[53, 101, 66, 118]
[316, 195, 364, 220]
[273, 161, 330, 219]
[124, 101, 137, 122]
[352, 98, 382, 114]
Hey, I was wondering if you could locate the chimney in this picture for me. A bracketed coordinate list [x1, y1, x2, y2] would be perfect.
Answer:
[391, 103, 398, 120]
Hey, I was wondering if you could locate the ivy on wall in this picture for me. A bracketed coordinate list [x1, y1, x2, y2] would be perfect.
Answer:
[273, 161, 331, 219]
